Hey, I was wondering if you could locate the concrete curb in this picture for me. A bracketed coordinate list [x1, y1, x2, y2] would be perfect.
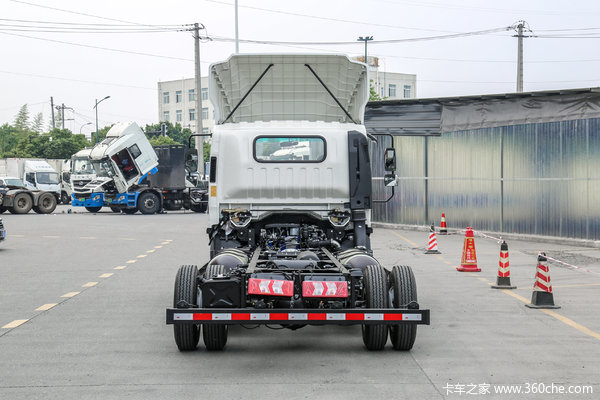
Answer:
[372, 222, 600, 249]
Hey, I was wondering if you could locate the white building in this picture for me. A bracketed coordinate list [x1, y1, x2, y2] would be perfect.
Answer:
[157, 59, 415, 131]
[157, 77, 213, 134]
[352, 56, 417, 100]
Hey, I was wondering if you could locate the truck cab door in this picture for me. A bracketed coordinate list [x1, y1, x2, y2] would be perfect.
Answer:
[25, 172, 36, 190]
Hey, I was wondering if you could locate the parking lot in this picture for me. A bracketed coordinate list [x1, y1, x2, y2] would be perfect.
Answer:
[0, 206, 599, 399]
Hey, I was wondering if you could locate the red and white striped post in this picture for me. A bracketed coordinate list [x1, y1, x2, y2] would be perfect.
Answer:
[425, 224, 441, 254]
[491, 241, 516, 289]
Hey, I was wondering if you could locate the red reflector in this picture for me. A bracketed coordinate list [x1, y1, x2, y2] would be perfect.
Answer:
[232, 313, 251, 321]
[270, 313, 288, 320]
[193, 313, 212, 321]
[248, 278, 294, 297]
[346, 313, 364, 321]
[307, 313, 327, 320]
[302, 281, 348, 298]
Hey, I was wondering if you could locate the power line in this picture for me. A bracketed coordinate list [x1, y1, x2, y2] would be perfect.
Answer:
[0, 31, 198, 62]
[0, 17, 188, 27]
[0, 70, 156, 90]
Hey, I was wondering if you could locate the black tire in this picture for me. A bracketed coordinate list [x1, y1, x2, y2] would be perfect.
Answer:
[85, 206, 102, 213]
[202, 264, 228, 351]
[138, 192, 160, 215]
[61, 192, 70, 204]
[389, 266, 418, 350]
[173, 265, 200, 351]
[11, 193, 33, 214]
[123, 208, 137, 214]
[0, 206, 6, 214]
[191, 203, 207, 213]
[37, 193, 57, 214]
[362, 264, 388, 351]
[109, 206, 121, 213]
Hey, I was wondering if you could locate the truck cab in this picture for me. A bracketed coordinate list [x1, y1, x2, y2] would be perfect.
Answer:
[22, 160, 60, 201]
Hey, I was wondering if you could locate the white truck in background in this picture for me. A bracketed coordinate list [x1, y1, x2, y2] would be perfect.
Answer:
[45, 150, 96, 204]
[0, 158, 61, 203]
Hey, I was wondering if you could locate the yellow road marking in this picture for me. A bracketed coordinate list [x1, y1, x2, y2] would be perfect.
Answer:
[146, 249, 156, 253]
[164, 239, 173, 242]
[61, 292, 80, 298]
[388, 230, 419, 248]
[154, 246, 162, 249]
[10, 234, 25, 237]
[434, 255, 444, 261]
[114, 266, 127, 270]
[160, 241, 170, 245]
[36, 303, 57, 311]
[501, 289, 600, 340]
[2, 319, 28, 329]
[119, 238, 136, 241]
[477, 278, 492, 285]
[43, 235, 59, 239]
[82, 282, 98, 287]
[137, 254, 147, 258]
[99, 273, 113, 278]
[80, 237, 97, 240]
[126, 260, 137, 264]
[515, 283, 600, 290]
[444, 261, 452, 265]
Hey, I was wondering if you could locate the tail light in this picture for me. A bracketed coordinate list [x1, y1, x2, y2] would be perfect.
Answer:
[302, 281, 348, 298]
[248, 278, 294, 297]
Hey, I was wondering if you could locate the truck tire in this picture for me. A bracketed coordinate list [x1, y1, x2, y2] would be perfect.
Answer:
[389, 266, 418, 351]
[138, 192, 160, 215]
[0, 206, 6, 214]
[61, 191, 70, 205]
[191, 203, 207, 213]
[10, 193, 33, 214]
[202, 264, 228, 351]
[123, 208, 137, 215]
[173, 265, 200, 351]
[362, 264, 388, 351]
[36, 193, 57, 214]
[109, 206, 121, 213]
[85, 206, 102, 213]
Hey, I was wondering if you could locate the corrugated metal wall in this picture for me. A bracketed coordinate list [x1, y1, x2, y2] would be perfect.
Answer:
[371, 118, 600, 240]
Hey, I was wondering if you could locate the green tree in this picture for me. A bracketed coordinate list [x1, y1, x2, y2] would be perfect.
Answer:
[31, 113, 44, 133]
[14, 104, 30, 130]
[0, 123, 28, 157]
[369, 80, 383, 101]
[149, 135, 177, 146]
[94, 125, 113, 143]
[144, 121, 193, 147]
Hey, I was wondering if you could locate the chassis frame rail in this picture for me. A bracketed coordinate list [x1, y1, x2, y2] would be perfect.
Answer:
[166, 308, 430, 326]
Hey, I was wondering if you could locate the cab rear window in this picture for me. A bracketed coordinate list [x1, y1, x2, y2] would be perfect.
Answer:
[254, 136, 326, 163]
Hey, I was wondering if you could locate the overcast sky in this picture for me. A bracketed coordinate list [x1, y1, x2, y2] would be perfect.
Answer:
[1, 0, 599, 134]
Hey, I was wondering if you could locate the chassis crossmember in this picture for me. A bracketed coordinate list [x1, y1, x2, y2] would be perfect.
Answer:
[167, 308, 430, 326]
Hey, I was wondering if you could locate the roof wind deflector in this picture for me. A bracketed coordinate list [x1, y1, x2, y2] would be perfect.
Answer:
[304, 63, 357, 124]
[223, 63, 274, 123]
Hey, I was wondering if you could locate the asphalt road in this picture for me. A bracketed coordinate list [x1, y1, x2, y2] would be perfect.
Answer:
[0, 205, 599, 399]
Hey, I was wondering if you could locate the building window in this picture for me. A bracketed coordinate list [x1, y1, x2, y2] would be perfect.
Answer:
[189, 108, 196, 121]
[175, 90, 182, 103]
[388, 84, 396, 97]
[163, 111, 169, 121]
[188, 89, 195, 101]
[201, 87, 208, 101]
[202, 127, 209, 134]
[404, 85, 411, 98]
[163, 92, 169, 104]
[202, 107, 208, 120]
[176, 110, 182, 122]
[380, 87, 384, 97]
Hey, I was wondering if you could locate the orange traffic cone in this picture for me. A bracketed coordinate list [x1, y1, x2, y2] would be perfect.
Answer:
[439, 213, 448, 235]
[456, 227, 481, 272]
[525, 253, 560, 309]
[425, 225, 441, 254]
[491, 241, 516, 289]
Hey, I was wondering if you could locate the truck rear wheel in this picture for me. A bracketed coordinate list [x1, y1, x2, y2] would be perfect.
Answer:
[0, 206, 6, 214]
[173, 265, 200, 351]
[202, 264, 228, 351]
[123, 208, 137, 214]
[362, 264, 388, 351]
[138, 192, 160, 214]
[10, 193, 33, 214]
[389, 266, 418, 350]
[85, 206, 102, 213]
[61, 191, 70, 204]
[36, 193, 57, 214]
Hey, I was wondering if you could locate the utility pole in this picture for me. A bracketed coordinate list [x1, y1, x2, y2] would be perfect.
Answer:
[357, 36, 373, 66]
[194, 23, 204, 168]
[55, 104, 74, 130]
[235, 0, 239, 53]
[50, 96, 55, 130]
[513, 21, 531, 93]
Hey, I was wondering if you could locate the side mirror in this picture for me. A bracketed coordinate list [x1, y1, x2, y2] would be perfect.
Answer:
[185, 149, 199, 173]
[384, 148, 396, 172]
[62, 172, 71, 182]
[384, 173, 397, 187]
